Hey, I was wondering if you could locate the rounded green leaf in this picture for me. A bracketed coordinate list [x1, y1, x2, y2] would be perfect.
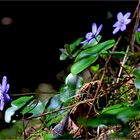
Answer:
[71, 54, 98, 75]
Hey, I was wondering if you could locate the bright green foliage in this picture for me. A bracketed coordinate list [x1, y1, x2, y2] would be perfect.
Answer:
[74, 39, 115, 62]
[11, 96, 34, 108]
[90, 64, 100, 72]
[71, 54, 98, 75]
[44, 133, 54, 140]
[71, 39, 115, 75]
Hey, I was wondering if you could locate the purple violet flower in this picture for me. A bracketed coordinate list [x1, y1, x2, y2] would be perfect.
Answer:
[137, 27, 140, 32]
[81, 23, 103, 46]
[113, 12, 131, 34]
[0, 76, 10, 111]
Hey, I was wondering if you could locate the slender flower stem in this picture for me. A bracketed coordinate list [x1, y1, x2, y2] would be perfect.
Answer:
[116, 45, 130, 83]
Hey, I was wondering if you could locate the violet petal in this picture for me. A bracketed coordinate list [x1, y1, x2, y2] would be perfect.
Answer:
[92, 23, 97, 34]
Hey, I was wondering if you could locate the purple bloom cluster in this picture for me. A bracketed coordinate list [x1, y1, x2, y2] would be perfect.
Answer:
[112, 12, 131, 34]
[0, 76, 10, 111]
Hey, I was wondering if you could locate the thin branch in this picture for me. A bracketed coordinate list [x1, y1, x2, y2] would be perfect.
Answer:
[116, 45, 130, 83]
[26, 98, 97, 120]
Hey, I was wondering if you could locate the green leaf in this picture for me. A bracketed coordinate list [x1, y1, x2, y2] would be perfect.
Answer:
[136, 32, 140, 45]
[78, 101, 140, 129]
[59, 48, 69, 60]
[47, 94, 62, 111]
[134, 78, 140, 89]
[133, 68, 140, 78]
[44, 133, 54, 139]
[60, 86, 76, 103]
[75, 39, 115, 62]
[81, 35, 102, 49]
[103, 107, 127, 116]
[21, 100, 46, 117]
[116, 108, 138, 123]
[65, 73, 84, 89]
[59, 38, 83, 60]
[5, 96, 34, 123]
[100, 51, 126, 58]
[78, 114, 121, 128]
[64, 44, 71, 55]
[99, 50, 108, 59]
[69, 37, 83, 53]
[11, 96, 34, 108]
[45, 110, 68, 128]
[102, 102, 139, 123]
[72, 49, 81, 58]
[71, 54, 98, 75]
[90, 64, 100, 72]
[102, 102, 128, 114]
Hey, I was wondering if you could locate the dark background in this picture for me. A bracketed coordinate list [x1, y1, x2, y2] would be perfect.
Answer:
[0, 1, 137, 94]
